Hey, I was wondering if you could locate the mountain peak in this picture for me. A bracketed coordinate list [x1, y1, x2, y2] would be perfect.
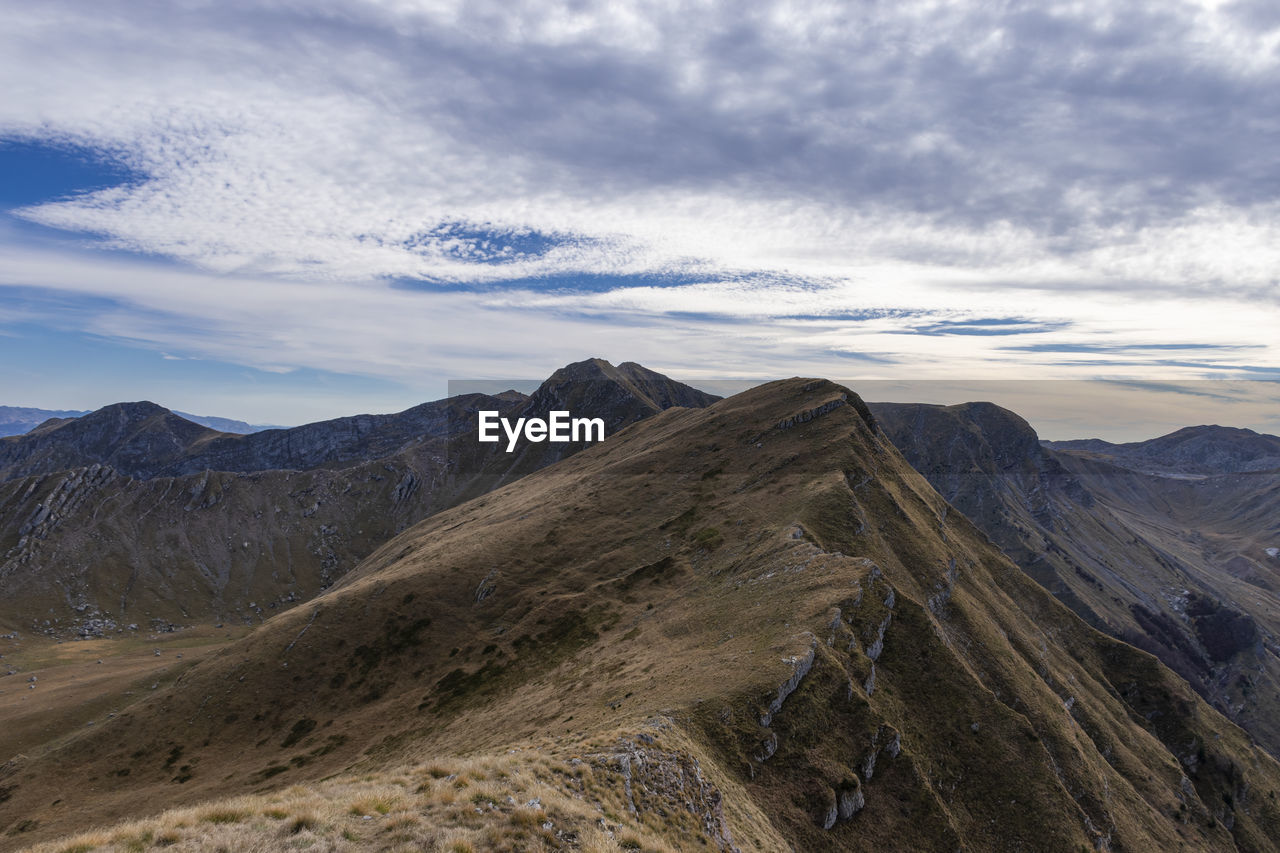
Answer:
[102, 399, 170, 417]
[0, 400, 217, 480]
[527, 359, 719, 424]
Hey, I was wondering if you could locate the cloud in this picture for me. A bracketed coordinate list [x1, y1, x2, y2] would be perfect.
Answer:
[3, 1, 1280, 283]
[1, 0, 1279, 390]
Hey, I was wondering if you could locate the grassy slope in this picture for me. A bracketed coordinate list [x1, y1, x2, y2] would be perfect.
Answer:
[4, 380, 1280, 851]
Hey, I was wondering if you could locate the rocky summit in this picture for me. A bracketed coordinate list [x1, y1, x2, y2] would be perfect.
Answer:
[4, 378, 1278, 852]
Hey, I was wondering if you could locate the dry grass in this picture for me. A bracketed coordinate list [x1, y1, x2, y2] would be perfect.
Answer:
[25, 748, 695, 853]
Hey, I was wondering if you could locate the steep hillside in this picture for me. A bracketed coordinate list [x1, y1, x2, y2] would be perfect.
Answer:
[868, 401, 1150, 630]
[0, 361, 716, 634]
[873, 401, 1280, 760]
[5, 379, 1279, 852]
[1052, 450, 1280, 756]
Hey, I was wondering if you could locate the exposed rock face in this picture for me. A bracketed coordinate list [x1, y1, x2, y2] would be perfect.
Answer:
[836, 778, 865, 820]
[474, 569, 499, 603]
[759, 635, 817, 727]
[592, 733, 739, 852]
[816, 790, 838, 830]
[872, 400, 1280, 761]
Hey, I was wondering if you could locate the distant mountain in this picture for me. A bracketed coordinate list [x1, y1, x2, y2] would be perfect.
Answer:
[0, 405, 88, 437]
[171, 411, 286, 434]
[0, 402, 223, 481]
[872, 400, 1280, 759]
[0, 360, 716, 483]
[171, 358, 716, 480]
[0, 405, 281, 438]
[0, 359, 717, 635]
[1045, 424, 1280, 477]
[10, 378, 1280, 851]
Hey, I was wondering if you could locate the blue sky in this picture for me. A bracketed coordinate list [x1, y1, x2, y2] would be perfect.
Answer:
[2, 1, 1280, 434]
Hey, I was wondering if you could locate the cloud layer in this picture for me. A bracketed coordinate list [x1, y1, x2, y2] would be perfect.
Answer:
[2, 0, 1280, 402]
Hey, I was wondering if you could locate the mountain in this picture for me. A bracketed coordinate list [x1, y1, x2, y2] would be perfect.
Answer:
[0, 405, 280, 438]
[0, 360, 717, 636]
[868, 401, 1113, 627]
[872, 401, 1280, 760]
[0, 360, 717, 483]
[0, 402, 224, 481]
[171, 412, 285, 434]
[1046, 425, 1280, 477]
[5, 379, 1279, 851]
[0, 406, 88, 438]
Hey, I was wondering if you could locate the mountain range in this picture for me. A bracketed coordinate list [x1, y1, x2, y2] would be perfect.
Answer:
[1045, 426, 1280, 478]
[2, 364, 1279, 851]
[0, 360, 717, 637]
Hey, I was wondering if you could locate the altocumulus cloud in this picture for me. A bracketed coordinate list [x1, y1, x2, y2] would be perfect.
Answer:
[2, 0, 1280, 387]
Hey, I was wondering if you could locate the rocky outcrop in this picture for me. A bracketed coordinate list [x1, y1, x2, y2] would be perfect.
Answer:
[759, 634, 818, 727]
[592, 731, 739, 852]
[836, 777, 865, 820]
[776, 395, 847, 431]
[3, 464, 119, 572]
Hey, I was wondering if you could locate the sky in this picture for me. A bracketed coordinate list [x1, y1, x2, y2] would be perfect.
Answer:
[2, 0, 1279, 436]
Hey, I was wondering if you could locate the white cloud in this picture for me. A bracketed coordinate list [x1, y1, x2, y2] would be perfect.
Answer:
[1, 0, 1280, 391]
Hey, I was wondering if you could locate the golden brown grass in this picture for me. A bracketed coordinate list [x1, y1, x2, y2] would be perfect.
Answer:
[25, 748, 694, 853]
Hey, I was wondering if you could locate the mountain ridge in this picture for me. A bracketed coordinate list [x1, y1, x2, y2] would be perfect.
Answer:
[5, 378, 1279, 851]
[1045, 423, 1280, 477]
